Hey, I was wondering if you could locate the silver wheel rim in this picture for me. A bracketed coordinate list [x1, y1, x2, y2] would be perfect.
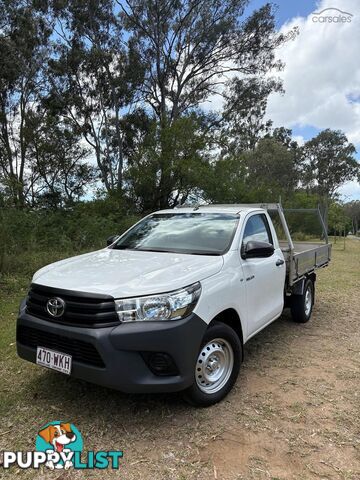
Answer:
[304, 287, 312, 316]
[195, 338, 234, 394]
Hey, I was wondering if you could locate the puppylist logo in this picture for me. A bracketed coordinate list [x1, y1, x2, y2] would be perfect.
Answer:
[312, 7, 353, 23]
[1, 421, 123, 470]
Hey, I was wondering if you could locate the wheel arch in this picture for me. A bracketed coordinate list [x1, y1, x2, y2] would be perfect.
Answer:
[291, 272, 317, 296]
[209, 308, 244, 360]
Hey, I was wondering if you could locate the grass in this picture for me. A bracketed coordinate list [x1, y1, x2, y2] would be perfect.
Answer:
[0, 238, 359, 479]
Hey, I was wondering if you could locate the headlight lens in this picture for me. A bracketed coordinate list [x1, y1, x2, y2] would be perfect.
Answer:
[115, 282, 201, 322]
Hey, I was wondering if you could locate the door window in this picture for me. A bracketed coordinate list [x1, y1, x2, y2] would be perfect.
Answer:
[242, 214, 273, 245]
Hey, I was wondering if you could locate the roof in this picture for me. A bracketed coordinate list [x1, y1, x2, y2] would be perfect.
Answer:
[154, 204, 273, 215]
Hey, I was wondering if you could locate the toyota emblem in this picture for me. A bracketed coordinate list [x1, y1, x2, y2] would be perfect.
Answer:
[46, 297, 66, 318]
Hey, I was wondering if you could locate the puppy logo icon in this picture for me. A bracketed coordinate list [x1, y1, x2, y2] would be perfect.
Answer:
[35, 421, 83, 470]
[3, 422, 122, 470]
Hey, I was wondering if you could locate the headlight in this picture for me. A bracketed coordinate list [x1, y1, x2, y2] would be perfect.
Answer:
[115, 282, 201, 322]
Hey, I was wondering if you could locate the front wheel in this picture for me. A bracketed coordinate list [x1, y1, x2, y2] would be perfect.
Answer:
[183, 322, 242, 407]
[291, 278, 314, 323]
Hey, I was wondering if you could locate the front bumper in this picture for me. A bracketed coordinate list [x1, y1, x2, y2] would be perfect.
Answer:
[16, 302, 207, 393]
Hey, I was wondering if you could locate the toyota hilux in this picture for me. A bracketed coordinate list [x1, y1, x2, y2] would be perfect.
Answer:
[17, 203, 331, 406]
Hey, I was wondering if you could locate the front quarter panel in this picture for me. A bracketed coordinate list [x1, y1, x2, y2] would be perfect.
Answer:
[193, 251, 247, 338]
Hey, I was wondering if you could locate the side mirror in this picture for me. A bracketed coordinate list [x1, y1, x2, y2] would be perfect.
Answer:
[242, 240, 274, 259]
[107, 235, 120, 247]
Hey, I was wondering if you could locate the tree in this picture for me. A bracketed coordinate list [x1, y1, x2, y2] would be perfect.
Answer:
[328, 202, 350, 243]
[47, 0, 143, 193]
[126, 114, 211, 210]
[0, 0, 52, 206]
[203, 135, 299, 204]
[301, 129, 359, 231]
[243, 136, 299, 199]
[201, 154, 249, 204]
[344, 200, 360, 235]
[27, 114, 95, 208]
[121, 0, 292, 208]
[270, 127, 299, 151]
[222, 77, 282, 153]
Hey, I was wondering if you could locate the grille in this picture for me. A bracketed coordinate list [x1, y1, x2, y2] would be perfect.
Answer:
[17, 325, 105, 368]
[26, 284, 118, 327]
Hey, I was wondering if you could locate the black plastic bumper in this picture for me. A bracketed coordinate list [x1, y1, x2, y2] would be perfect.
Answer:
[16, 302, 207, 393]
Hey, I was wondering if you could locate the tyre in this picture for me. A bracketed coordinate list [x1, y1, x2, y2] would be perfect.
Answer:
[183, 322, 242, 407]
[290, 278, 314, 323]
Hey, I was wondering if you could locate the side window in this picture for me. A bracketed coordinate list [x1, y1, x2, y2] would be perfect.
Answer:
[242, 214, 273, 245]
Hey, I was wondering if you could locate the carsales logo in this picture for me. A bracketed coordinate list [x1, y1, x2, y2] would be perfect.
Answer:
[312, 8, 353, 23]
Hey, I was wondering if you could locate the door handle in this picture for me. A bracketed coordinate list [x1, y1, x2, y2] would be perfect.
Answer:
[276, 259, 285, 266]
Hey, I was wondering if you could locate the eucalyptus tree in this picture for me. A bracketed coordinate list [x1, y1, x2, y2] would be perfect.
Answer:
[301, 129, 358, 230]
[119, 0, 291, 208]
[27, 114, 95, 208]
[0, 0, 52, 206]
[47, 0, 143, 193]
[222, 77, 283, 153]
[344, 200, 360, 235]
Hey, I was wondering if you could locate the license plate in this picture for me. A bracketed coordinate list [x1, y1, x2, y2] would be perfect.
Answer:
[36, 347, 72, 375]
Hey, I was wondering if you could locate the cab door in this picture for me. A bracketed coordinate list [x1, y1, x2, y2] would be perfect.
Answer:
[240, 212, 285, 337]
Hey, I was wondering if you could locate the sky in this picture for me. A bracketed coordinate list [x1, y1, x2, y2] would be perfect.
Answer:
[204, 0, 360, 200]
[81, 0, 360, 202]
[262, 0, 360, 200]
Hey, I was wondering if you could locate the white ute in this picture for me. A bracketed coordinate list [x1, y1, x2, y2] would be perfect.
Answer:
[17, 203, 331, 406]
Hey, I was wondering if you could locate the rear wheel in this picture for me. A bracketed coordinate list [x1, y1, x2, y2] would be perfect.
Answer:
[183, 322, 242, 407]
[291, 278, 314, 323]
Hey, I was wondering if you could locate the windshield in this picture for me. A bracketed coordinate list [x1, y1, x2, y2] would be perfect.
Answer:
[112, 213, 239, 255]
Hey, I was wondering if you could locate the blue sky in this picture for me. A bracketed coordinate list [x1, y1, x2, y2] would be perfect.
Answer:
[87, 0, 360, 201]
[246, 0, 317, 28]
[264, 0, 326, 143]
[203, 0, 359, 200]
[247, 0, 360, 200]
[269, 0, 323, 151]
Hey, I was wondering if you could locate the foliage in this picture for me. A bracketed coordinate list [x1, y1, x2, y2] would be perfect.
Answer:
[222, 77, 283, 152]
[126, 114, 212, 210]
[0, 1, 358, 225]
[0, 0, 52, 206]
[328, 202, 350, 237]
[0, 202, 139, 276]
[302, 129, 358, 198]
[121, 1, 286, 124]
[1, 0, 297, 210]
[47, 0, 144, 193]
[202, 136, 299, 204]
[301, 129, 359, 229]
[119, 0, 290, 209]
[344, 200, 360, 234]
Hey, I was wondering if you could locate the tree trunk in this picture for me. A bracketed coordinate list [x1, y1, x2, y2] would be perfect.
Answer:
[319, 197, 329, 239]
[114, 103, 123, 192]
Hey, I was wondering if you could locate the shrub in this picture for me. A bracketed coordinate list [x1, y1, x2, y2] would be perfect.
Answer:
[0, 204, 141, 277]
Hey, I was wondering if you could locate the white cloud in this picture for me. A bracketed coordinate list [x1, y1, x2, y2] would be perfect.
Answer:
[199, 1, 360, 199]
[337, 180, 360, 200]
[267, 0, 360, 146]
[292, 135, 305, 146]
[264, 0, 360, 200]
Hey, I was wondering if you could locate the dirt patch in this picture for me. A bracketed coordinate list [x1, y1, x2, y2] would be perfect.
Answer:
[202, 307, 360, 480]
